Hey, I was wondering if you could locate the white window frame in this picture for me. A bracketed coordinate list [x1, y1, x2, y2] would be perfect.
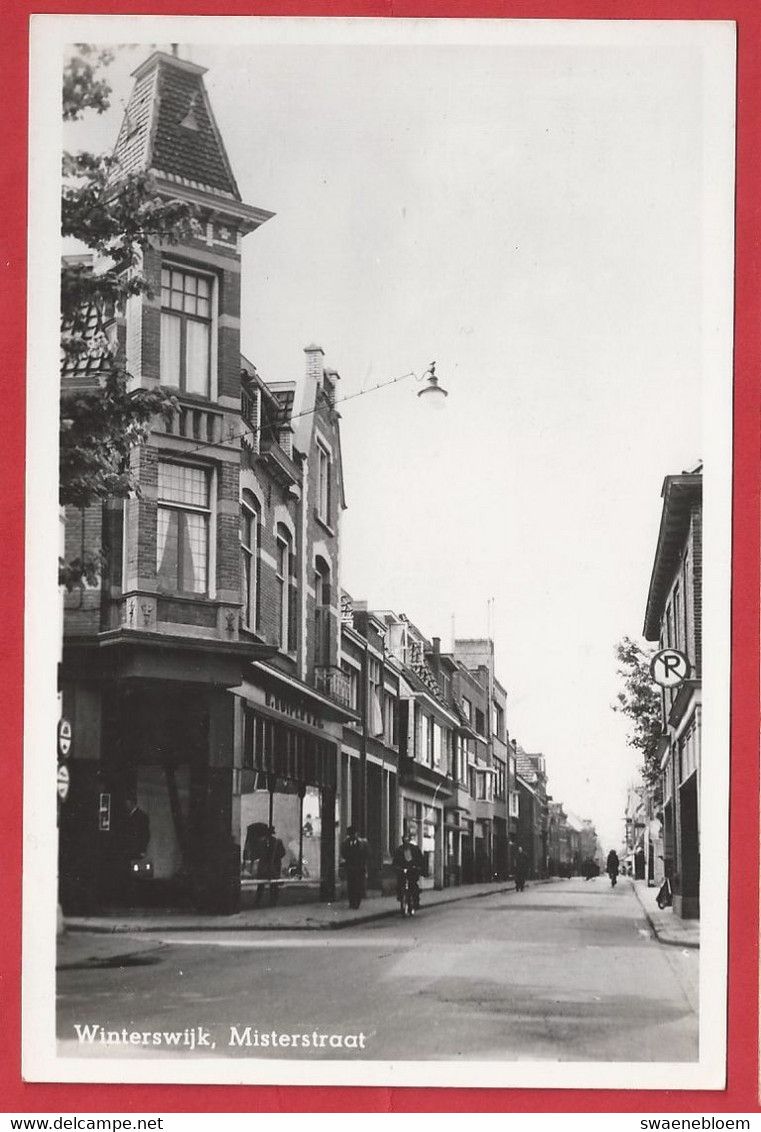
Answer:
[160, 263, 218, 401]
[241, 496, 259, 630]
[156, 460, 216, 597]
[276, 533, 290, 649]
[316, 440, 332, 525]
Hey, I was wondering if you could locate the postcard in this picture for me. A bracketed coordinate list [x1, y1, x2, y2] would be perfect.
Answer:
[22, 14, 735, 1090]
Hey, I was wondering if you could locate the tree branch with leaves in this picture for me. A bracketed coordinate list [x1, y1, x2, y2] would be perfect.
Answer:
[60, 44, 199, 589]
[613, 636, 663, 807]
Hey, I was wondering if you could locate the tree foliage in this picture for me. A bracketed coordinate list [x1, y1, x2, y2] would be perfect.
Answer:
[613, 636, 663, 801]
[60, 46, 199, 588]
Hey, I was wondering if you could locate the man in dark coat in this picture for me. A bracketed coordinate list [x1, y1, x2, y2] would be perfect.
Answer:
[392, 833, 425, 911]
[514, 845, 529, 892]
[255, 826, 286, 906]
[118, 794, 150, 903]
[341, 825, 369, 909]
[606, 848, 620, 887]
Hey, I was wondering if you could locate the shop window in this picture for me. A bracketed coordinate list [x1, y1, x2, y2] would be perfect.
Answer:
[157, 461, 210, 594]
[160, 266, 213, 398]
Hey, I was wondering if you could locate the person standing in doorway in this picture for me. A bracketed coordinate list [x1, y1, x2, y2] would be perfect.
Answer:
[341, 825, 369, 909]
[118, 793, 150, 904]
[254, 826, 285, 906]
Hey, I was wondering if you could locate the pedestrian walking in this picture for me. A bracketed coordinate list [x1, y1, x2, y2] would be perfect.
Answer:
[254, 826, 286, 906]
[514, 845, 528, 893]
[341, 825, 369, 909]
[392, 833, 425, 913]
[606, 848, 620, 888]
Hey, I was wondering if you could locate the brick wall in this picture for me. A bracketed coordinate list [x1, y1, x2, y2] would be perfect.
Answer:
[63, 503, 104, 635]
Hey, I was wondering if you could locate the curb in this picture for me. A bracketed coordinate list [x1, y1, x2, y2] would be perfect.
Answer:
[630, 880, 700, 950]
[64, 881, 520, 935]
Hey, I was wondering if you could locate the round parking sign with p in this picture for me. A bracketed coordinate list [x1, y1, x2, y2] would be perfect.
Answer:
[650, 648, 690, 688]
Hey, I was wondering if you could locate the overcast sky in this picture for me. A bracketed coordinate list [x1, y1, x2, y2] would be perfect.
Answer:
[62, 21, 733, 849]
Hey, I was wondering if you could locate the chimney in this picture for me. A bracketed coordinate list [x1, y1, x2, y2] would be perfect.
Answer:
[304, 344, 325, 386]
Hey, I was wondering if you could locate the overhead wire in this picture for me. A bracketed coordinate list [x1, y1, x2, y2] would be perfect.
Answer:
[153, 366, 427, 462]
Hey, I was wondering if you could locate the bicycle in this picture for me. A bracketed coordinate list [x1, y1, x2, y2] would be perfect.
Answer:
[398, 868, 419, 917]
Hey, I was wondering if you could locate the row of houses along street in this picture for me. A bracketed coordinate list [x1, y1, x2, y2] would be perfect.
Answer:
[57, 47, 605, 919]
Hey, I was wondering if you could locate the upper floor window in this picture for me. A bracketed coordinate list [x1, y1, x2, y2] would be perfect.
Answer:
[160, 267, 213, 398]
[672, 582, 683, 650]
[341, 661, 360, 712]
[475, 707, 486, 736]
[420, 712, 430, 765]
[431, 721, 442, 770]
[493, 702, 504, 741]
[276, 526, 297, 652]
[316, 442, 332, 525]
[241, 495, 260, 630]
[157, 461, 210, 595]
[314, 557, 331, 667]
[383, 690, 398, 746]
[462, 697, 472, 723]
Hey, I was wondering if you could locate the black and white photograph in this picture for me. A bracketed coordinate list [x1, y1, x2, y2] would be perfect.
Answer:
[23, 15, 734, 1089]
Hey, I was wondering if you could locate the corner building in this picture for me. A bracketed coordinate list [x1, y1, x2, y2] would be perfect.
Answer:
[59, 52, 355, 913]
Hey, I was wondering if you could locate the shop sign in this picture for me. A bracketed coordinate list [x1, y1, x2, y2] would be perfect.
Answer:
[265, 691, 323, 729]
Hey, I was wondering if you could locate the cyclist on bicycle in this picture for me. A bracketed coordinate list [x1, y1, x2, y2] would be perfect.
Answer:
[393, 833, 425, 912]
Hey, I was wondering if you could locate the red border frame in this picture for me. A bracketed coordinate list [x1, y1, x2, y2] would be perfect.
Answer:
[2, 1, 759, 1114]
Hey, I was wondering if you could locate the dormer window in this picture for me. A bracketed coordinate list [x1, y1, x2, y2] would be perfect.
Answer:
[160, 266, 213, 398]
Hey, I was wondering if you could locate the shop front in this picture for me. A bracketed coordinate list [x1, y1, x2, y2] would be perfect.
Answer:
[401, 792, 445, 890]
[234, 663, 355, 903]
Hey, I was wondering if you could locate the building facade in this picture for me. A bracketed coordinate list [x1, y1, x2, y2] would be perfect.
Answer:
[643, 468, 702, 920]
[59, 51, 357, 913]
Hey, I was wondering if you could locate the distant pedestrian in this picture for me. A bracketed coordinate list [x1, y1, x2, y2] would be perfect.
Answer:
[341, 825, 369, 909]
[514, 846, 528, 892]
[606, 849, 620, 888]
[254, 826, 285, 906]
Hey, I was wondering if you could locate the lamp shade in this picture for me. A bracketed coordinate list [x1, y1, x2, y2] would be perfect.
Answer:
[416, 362, 448, 407]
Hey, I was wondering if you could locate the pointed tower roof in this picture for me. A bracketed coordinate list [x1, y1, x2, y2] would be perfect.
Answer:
[112, 51, 273, 232]
[114, 51, 240, 198]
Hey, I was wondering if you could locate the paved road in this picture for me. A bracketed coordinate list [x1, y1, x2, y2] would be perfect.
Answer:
[57, 878, 698, 1062]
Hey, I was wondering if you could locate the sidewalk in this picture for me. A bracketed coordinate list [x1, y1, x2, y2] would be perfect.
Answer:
[631, 879, 700, 949]
[63, 877, 521, 938]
